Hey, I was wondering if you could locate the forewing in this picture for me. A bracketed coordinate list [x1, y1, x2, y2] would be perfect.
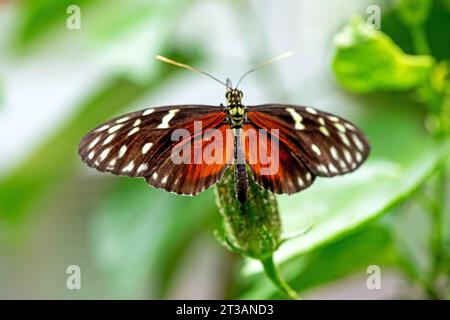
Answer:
[78, 105, 232, 195]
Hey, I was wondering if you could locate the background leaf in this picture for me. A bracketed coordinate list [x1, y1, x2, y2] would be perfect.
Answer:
[332, 16, 434, 93]
[396, 0, 432, 26]
[240, 226, 398, 299]
[90, 178, 218, 298]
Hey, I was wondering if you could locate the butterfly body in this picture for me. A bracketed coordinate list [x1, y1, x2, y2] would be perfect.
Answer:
[78, 87, 370, 203]
[223, 87, 249, 202]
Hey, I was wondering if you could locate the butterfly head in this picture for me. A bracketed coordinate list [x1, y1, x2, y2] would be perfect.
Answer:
[226, 88, 243, 105]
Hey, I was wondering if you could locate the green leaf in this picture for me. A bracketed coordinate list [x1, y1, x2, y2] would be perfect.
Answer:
[332, 16, 435, 93]
[90, 178, 218, 298]
[445, 0, 450, 13]
[244, 93, 450, 276]
[385, 201, 433, 282]
[240, 226, 397, 299]
[13, 0, 92, 51]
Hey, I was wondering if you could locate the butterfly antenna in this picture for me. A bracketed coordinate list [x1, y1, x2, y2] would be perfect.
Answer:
[235, 51, 293, 89]
[156, 55, 228, 87]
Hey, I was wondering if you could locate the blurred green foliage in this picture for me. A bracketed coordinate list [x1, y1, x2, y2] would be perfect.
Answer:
[15, 0, 90, 49]
[90, 178, 218, 298]
[332, 17, 434, 93]
[396, 0, 432, 26]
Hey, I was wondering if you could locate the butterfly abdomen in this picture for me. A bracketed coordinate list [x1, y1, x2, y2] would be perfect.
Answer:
[233, 127, 248, 203]
[235, 163, 248, 203]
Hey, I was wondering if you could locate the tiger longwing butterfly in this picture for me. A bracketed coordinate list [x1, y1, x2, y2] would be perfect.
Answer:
[78, 53, 370, 203]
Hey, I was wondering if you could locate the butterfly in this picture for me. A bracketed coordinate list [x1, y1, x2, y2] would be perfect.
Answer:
[78, 54, 370, 203]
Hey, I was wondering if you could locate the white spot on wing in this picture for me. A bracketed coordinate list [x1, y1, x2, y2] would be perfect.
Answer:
[109, 124, 124, 134]
[297, 177, 304, 186]
[89, 137, 100, 149]
[142, 108, 155, 116]
[306, 107, 317, 114]
[330, 146, 339, 160]
[339, 132, 351, 147]
[133, 119, 141, 127]
[108, 158, 116, 168]
[103, 134, 115, 145]
[317, 164, 328, 174]
[99, 148, 110, 161]
[328, 116, 339, 122]
[334, 123, 346, 132]
[119, 145, 127, 158]
[127, 127, 140, 136]
[344, 149, 353, 164]
[122, 161, 135, 172]
[116, 116, 129, 123]
[96, 125, 109, 132]
[142, 143, 153, 154]
[306, 172, 312, 181]
[162, 176, 168, 184]
[88, 151, 95, 160]
[328, 163, 338, 173]
[157, 109, 180, 129]
[319, 126, 330, 136]
[137, 163, 148, 173]
[352, 133, 364, 151]
[286, 108, 305, 130]
[311, 144, 321, 155]
[152, 172, 158, 180]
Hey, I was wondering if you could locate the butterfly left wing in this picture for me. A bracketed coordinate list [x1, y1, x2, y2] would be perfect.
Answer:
[244, 104, 370, 194]
[78, 105, 233, 195]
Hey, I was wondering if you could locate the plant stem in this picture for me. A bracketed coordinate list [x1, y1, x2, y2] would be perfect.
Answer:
[261, 255, 300, 300]
[426, 165, 447, 298]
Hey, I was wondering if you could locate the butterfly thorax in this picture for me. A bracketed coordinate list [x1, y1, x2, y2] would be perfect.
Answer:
[226, 89, 246, 128]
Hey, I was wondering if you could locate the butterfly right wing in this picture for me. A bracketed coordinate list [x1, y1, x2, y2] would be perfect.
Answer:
[243, 104, 370, 194]
[78, 105, 233, 195]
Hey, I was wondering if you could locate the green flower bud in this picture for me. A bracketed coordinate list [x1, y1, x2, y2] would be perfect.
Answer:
[214, 165, 282, 260]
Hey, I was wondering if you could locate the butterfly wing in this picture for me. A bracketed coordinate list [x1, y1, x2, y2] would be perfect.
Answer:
[244, 104, 370, 194]
[242, 123, 315, 194]
[78, 105, 233, 195]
